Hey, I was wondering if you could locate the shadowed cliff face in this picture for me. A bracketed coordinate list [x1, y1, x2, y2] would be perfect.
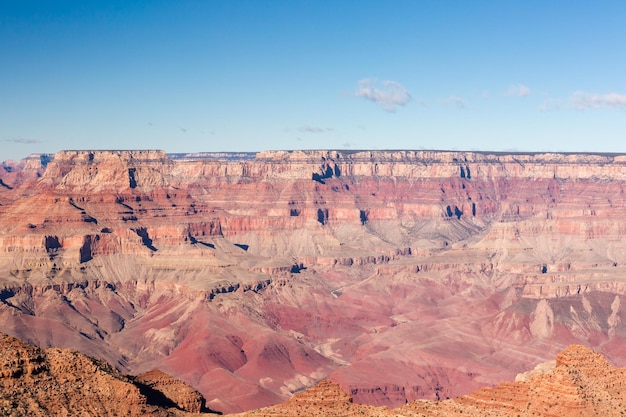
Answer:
[3, 149, 626, 413]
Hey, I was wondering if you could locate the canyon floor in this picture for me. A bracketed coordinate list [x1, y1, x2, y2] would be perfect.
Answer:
[2, 149, 626, 414]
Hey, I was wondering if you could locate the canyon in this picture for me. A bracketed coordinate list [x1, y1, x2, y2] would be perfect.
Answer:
[2, 149, 626, 413]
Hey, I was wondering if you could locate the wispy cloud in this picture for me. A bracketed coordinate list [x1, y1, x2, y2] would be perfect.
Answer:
[5, 138, 42, 144]
[539, 99, 562, 112]
[570, 91, 626, 110]
[440, 95, 466, 109]
[298, 125, 334, 133]
[354, 78, 411, 112]
[506, 84, 530, 97]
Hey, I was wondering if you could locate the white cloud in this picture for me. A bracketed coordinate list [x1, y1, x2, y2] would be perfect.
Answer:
[298, 125, 334, 133]
[5, 138, 42, 144]
[506, 84, 530, 97]
[440, 95, 466, 109]
[570, 91, 626, 110]
[539, 99, 562, 112]
[354, 78, 411, 112]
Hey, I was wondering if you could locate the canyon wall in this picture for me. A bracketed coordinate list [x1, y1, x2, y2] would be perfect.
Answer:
[2, 149, 626, 413]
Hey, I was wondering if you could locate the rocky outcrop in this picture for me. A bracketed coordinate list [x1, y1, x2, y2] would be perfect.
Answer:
[136, 369, 207, 413]
[0, 332, 212, 416]
[413, 344, 626, 416]
[238, 380, 387, 417]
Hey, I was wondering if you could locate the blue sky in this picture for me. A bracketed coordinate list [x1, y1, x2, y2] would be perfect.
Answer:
[2, 0, 626, 160]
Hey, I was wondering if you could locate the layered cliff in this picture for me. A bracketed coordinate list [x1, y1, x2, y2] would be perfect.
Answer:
[2, 149, 626, 413]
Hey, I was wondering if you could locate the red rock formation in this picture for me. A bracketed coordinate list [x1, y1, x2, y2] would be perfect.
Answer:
[136, 369, 207, 413]
[0, 332, 209, 416]
[3, 150, 626, 413]
[239, 345, 626, 416]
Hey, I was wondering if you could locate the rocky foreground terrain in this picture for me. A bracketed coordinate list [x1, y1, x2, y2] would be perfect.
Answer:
[2, 149, 626, 413]
[3, 330, 626, 416]
[0, 332, 210, 416]
[239, 344, 626, 417]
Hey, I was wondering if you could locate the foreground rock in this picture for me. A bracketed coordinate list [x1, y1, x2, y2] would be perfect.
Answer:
[137, 369, 208, 413]
[0, 333, 210, 416]
[4, 150, 626, 412]
[239, 345, 626, 416]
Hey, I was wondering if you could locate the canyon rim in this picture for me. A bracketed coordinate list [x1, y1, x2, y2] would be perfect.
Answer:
[2, 149, 626, 413]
